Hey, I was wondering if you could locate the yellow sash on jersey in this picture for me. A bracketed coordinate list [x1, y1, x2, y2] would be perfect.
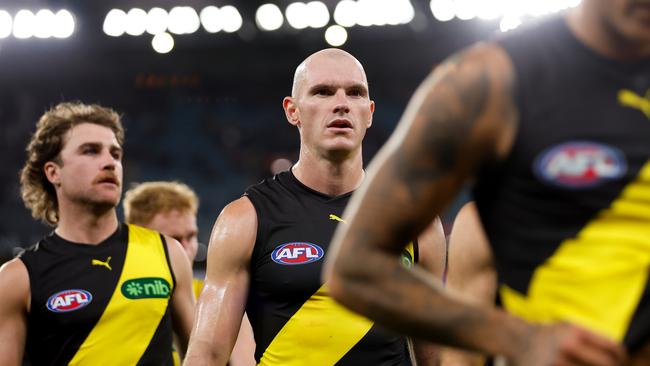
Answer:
[69, 225, 174, 365]
[501, 161, 650, 341]
[259, 243, 416, 365]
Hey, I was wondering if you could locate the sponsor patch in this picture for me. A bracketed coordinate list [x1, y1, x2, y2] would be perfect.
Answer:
[121, 277, 171, 299]
[46, 289, 93, 313]
[534, 141, 626, 188]
[271, 242, 324, 265]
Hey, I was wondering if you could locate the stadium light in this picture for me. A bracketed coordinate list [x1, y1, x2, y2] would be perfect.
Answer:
[306, 1, 329, 28]
[34, 10, 56, 38]
[103, 9, 127, 37]
[146, 8, 168, 35]
[220, 6, 242, 33]
[200, 6, 223, 33]
[0, 10, 13, 38]
[125, 8, 147, 36]
[13, 10, 36, 39]
[333, 0, 356, 27]
[430, 0, 454, 21]
[256, 4, 284, 31]
[286, 3, 309, 30]
[168, 7, 200, 35]
[53, 10, 74, 38]
[325, 24, 347, 46]
[152, 32, 174, 53]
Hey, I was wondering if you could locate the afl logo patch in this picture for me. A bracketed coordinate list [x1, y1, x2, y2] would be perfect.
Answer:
[46, 289, 93, 313]
[534, 141, 626, 188]
[271, 242, 324, 265]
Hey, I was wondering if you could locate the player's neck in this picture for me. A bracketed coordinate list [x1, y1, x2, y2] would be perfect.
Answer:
[567, 8, 650, 61]
[55, 202, 119, 245]
[292, 149, 364, 197]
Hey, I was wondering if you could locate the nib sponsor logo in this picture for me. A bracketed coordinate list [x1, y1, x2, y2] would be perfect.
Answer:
[121, 277, 171, 299]
[272, 242, 324, 265]
[47, 289, 93, 313]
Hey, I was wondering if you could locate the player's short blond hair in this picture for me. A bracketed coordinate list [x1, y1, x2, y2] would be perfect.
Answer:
[123, 181, 199, 226]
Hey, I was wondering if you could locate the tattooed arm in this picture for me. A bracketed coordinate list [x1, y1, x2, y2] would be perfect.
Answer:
[324, 43, 625, 366]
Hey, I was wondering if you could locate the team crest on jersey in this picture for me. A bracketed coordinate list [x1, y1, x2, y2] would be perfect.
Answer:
[534, 141, 626, 188]
[46, 289, 93, 313]
[271, 242, 324, 265]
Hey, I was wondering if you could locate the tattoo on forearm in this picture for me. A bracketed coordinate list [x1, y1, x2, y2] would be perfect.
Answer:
[397, 55, 491, 199]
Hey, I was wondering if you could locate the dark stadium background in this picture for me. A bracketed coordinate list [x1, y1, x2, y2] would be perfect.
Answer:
[0, 0, 529, 263]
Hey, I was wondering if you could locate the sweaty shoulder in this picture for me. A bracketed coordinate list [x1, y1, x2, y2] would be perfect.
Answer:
[0, 258, 30, 311]
[209, 196, 258, 263]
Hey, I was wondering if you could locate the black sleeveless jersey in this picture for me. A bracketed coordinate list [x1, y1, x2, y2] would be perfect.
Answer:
[19, 224, 176, 365]
[244, 170, 416, 366]
[474, 15, 650, 350]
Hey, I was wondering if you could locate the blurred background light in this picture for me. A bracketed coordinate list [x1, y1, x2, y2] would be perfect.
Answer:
[324, 24, 347, 46]
[286, 2, 309, 30]
[200, 6, 222, 33]
[256, 4, 284, 31]
[34, 9, 56, 39]
[53, 10, 75, 38]
[103, 9, 126, 37]
[305, 1, 330, 28]
[146, 7, 169, 35]
[220, 6, 242, 33]
[333, 0, 356, 27]
[125, 8, 147, 36]
[0, 10, 11, 39]
[152, 32, 174, 53]
[168, 7, 200, 35]
[13, 10, 36, 39]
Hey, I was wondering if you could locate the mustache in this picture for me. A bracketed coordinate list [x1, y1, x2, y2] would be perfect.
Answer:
[93, 173, 120, 185]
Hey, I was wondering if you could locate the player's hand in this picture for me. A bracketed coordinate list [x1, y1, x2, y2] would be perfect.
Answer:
[508, 323, 626, 366]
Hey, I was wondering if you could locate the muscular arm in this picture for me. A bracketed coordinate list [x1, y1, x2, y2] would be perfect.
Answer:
[167, 236, 197, 357]
[228, 312, 256, 366]
[184, 197, 256, 366]
[0, 259, 29, 366]
[324, 43, 625, 365]
[439, 202, 497, 366]
[409, 217, 447, 366]
[325, 43, 522, 357]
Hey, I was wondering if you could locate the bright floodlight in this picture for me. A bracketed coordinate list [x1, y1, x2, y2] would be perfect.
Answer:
[146, 7, 168, 35]
[333, 0, 356, 27]
[125, 8, 147, 36]
[355, 0, 374, 27]
[392, 0, 416, 25]
[430, 0, 454, 21]
[220, 6, 242, 33]
[454, 0, 476, 20]
[13, 10, 36, 39]
[306, 1, 329, 28]
[0, 10, 13, 38]
[200, 6, 222, 33]
[168, 7, 200, 35]
[325, 24, 347, 46]
[256, 4, 283, 31]
[34, 9, 56, 38]
[53, 9, 75, 38]
[286, 2, 309, 30]
[476, 0, 500, 20]
[152, 32, 174, 53]
[499, 15, 522, 32]
[103, 9, 127, 37]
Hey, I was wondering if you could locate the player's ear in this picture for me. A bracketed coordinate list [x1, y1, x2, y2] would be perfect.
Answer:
[283, 96, 300, 127]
